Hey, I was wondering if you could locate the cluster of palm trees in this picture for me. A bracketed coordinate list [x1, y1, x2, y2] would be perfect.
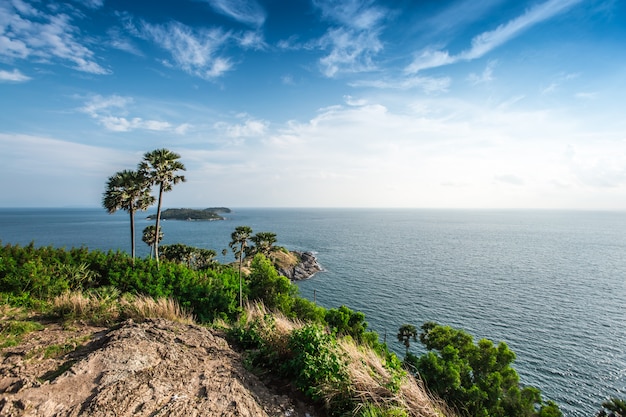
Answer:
[228, 227, 279, 308]
[103, 148, 186, 266]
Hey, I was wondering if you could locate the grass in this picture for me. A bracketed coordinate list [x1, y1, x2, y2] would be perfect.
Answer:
[0, 319, 45, 348]
[0, 305, 44, 349]
[51, 290, 194, 325]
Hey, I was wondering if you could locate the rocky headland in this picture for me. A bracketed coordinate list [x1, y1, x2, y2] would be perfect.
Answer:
[275, 251, 323, 281]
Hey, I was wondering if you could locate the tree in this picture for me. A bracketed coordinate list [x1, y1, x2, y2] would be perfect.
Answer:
[405, 321, 562, 417]
[161, 243, 217, 270]
[142, 225, 163, 259]
[248, 253, 297, 311]
[139, 148, 186, 265]
[250, 232, 277, 257]
[103, 169, 154, 264]
[229, 225, 253, 308]
[397, 324, 418, 355]
[597, 398, 626, 417]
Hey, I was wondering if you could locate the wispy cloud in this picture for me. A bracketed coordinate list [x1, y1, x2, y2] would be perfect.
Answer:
[350, 75, 451, 93]
[468, 60, 497, 85]
[0, 68, 30, 82]
[80, 95, 187, 133]
[0, 0, 109, 74]
[130, 19, 233, 79]
[406, 0, 582, 73]
[73, 0, 104, 10]
[203, 0, 266, 28]
[541, 72, 579, 94]
[311, 0, 388, 77]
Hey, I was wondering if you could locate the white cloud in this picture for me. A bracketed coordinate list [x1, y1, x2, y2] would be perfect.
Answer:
[350, 75, 451, 93]
[80, 95, 180, 133]
[237, 30, 266, 50]
[214, 117, 269, 138]
[204, 0, 266, 28]
[317, 27, 383, 77]
[0, 68, 30, 82]
[0, 1, 109, 74]
[406, 0, 582, 73]
[311, 0, 388, 77]
[72, 0, 104, 10]
[313, 0, 387, 30]
[135, 20, 233, 79]
[174, 96, 626, 208]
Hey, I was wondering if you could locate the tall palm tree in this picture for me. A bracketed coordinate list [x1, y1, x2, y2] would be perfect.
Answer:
[139, 148, 186, 265]
[142, 225, 163, 259]
[229, 225, 253, 308]
[103, 170, 154, 264]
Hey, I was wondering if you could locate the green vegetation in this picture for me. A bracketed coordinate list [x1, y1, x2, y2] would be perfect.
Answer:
[1, 318, 44, 348]
[402, 322, 562, 417]
[147, 208, 228, 221]
[597, 398, 626, 417]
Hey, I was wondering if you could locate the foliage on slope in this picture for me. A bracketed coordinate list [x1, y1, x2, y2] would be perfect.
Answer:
[228, 303, 451, 417]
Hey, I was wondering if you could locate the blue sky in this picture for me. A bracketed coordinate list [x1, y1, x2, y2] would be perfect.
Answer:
[1, 0, 625, 208]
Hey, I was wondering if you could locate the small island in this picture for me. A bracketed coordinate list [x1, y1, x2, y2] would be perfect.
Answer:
[147, 207, 231, 221]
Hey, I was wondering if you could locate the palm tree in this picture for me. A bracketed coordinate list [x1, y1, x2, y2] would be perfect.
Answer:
[397, 324, 418, 355]
[139, 148, 186, 265]
[103, 170, 154, 264]
[142, 225, 163, 259]
[229, 225, 253, 308]
[250, 232, 277, 257]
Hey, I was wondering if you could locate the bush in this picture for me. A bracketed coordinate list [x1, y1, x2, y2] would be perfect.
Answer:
[284, 324, 349, 402]
[405, 322, 561, 417]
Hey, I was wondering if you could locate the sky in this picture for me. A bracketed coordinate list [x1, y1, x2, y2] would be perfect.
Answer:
[1, 0, 625, 209]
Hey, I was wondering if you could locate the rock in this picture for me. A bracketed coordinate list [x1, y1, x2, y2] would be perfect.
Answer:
[278, 251, 323, 281]
[0, 319, 318, 417]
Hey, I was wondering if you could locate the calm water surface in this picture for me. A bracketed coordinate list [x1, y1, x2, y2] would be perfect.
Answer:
[1, 208, 624, 417]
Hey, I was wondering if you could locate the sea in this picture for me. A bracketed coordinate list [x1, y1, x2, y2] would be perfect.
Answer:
[0, 207, 624, 417]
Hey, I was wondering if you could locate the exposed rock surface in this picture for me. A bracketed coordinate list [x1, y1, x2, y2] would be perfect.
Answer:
[0, 319, 317, 417]
[277, 251, 322, 281]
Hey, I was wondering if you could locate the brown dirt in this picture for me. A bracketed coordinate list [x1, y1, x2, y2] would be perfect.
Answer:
[0, 318, 318, 417]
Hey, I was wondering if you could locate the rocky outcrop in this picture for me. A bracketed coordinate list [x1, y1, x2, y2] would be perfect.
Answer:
[0, 319, 317, 417]
[277, 251, 322, 281]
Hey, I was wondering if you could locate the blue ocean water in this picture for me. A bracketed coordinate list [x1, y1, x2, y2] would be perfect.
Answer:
[1, 207, 624, 416]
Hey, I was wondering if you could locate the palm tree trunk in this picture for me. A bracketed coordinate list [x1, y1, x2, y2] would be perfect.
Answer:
[154, 185, 164, 266]
[129, 208, 136, 266]
[238, 249, 243, 308]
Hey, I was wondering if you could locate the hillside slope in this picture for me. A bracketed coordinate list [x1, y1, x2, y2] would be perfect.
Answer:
[0, 319, 317, 417]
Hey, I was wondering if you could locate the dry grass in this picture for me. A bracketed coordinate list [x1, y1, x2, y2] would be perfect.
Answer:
[340, 339, 451, 417]
[120, 295, 194, 324]
[51, 291, 194, 325]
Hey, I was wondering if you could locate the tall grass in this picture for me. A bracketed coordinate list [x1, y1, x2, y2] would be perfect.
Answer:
[51, 291, 194, 325]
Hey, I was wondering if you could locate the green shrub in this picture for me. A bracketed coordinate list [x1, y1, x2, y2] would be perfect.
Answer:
[284, 324, 349, 402]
